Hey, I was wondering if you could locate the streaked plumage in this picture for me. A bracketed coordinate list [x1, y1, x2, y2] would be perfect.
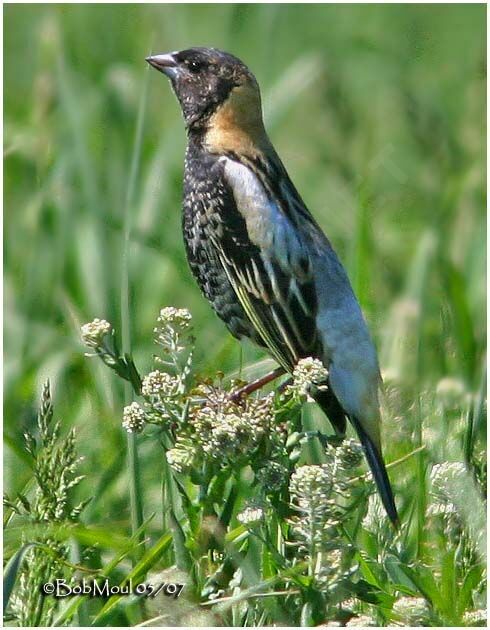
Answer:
[146, 47, 399, 526]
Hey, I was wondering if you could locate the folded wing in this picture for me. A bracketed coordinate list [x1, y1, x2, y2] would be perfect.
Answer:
[210, 155, 321, 371]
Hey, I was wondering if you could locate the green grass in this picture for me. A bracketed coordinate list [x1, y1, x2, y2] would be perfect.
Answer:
[4, 4, 486, 627]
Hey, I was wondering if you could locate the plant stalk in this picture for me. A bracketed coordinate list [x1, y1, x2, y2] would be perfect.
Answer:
[120, 68, 150, 558]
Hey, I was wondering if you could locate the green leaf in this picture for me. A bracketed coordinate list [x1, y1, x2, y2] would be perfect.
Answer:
[3, 543, 37, 610]
[225, 524, 248, 543]
[3, 432, 34, 468]
[168, 508, 193, 573]
[91, 532, 172, 623]
[402, 565, 445, 613]
[458, 565, 484, 617]
[53, 517, 157, 626]
[219, 481, 238, 530]
[357, 553, 382, 589]
[442, 260, 477, 384]
[440, 549, 457, 618]
[69, 524, 139, 552]
[300, 602, 314, 627]
[383, 555, 419, 592]
[123, 353, 142, 394]
[303, 587, 326, 625]
[348, 579, 393, 607]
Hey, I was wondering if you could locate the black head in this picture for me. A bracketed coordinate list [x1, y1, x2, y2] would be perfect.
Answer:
[146, 47, 259, 130]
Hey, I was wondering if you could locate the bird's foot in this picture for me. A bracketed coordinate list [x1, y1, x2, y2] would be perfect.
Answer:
[230, 367, 286, 403]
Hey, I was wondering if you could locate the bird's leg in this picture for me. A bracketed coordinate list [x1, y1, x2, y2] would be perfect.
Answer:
[231, 367, 286, 402]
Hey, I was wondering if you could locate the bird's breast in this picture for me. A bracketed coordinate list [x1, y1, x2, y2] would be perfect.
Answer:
[181, 150, 266, 345]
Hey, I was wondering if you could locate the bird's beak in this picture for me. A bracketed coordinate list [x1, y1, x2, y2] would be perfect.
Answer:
[145, 53, 179, 79]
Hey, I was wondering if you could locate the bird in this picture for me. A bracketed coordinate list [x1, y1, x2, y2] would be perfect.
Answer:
[146, 47, 399, 526]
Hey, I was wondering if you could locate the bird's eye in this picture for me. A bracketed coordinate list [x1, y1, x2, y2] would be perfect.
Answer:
[187, 59, 204, 73]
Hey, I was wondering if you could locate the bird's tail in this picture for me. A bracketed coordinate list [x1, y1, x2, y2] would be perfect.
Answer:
[350, 415, 399, 528]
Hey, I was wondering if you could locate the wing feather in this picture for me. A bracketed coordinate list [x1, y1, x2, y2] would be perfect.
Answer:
[210, 156, 320, 371]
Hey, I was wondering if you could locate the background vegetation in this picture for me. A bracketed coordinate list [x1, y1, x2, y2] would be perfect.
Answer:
[4, 3, 486, 627]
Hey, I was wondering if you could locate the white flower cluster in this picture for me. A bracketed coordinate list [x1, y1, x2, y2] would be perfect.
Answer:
[191, 391, 274, 461]
[288, 451, 363, 573]
[237, 506, 264, 525]
[154, 306, 194, 358]
[256, 461, 288, 492]
[435, 377, 466, 409]
[157, 307, 192, 329]
[122, 402, 146, 433]
[430, 461, 466, 493]
[337, 439, 364, 470]
[288, 357, 329, 398]
[362, 494, 386, 534]
[429, 461, 467, 514]
[392, 596, 431, 626]
[166, 443, 195, 474]
[81, 318, 111, 348]
[427, 461, 467, 534]
[345, 614, 377, 627]
[290, 465, 337, 514]
[142, 370, 179, 399]
[426, 501, 458, 517]
[289, 464, 342, 555]
[462, 609, 487, 627]
[429, 460, 486, 559]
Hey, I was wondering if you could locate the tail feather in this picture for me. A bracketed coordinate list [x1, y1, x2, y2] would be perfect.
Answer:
[350, 415, 399, 528]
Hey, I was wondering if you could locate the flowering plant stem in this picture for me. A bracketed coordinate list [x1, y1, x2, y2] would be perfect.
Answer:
[120, 69, 150, 560]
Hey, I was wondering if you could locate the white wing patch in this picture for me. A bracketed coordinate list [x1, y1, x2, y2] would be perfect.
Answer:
[221, 157, 275, 250]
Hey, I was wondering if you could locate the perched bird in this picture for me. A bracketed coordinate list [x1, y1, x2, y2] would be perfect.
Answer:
[146, 47, 398, 526]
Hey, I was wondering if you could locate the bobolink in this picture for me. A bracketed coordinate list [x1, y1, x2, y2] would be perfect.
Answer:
[146, 47, 398, 526]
